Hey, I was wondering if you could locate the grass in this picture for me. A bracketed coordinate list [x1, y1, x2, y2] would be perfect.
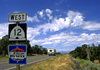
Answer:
[22, 54, 100, 70]
[0, 55, 8, 60]
[22, 54, 74, 70]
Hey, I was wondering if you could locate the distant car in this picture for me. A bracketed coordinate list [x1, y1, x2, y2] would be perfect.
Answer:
[47, 48, 56, 56]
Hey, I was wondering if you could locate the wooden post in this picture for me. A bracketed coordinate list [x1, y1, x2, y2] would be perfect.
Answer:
[16, 22, 20, 70]
[16, 65, 20, 70]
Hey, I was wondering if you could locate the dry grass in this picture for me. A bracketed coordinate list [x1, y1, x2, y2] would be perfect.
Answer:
[93, 60, 99, 64]
[0, 55, 8, 60]
[22, 54, 74, 70]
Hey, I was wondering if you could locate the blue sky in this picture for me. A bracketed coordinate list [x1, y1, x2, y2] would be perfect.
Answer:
[0, 0, 100, 52]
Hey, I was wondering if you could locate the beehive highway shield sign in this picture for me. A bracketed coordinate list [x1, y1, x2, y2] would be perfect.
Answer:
[8, 45, 27, 64]
[8, 23, 27, 43]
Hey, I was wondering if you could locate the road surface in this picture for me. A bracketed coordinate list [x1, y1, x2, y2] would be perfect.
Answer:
[0, 55, 54, 70]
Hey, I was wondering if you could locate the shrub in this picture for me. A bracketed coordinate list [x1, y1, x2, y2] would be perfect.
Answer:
[82, 61, 100, 70]
[5, 54, 8, 58]
[2, 51, 6, 56]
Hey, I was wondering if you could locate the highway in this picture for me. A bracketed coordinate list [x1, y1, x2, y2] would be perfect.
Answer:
[0, 55, 54, 70]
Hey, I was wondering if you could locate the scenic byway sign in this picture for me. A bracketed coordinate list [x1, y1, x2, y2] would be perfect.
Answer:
[8, 12, 27, 22]
[8, 45, 27, 64]
[8, 23, 27, 43]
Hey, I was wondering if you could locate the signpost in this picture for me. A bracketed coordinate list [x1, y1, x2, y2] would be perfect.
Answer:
[8, 12, 27, 70]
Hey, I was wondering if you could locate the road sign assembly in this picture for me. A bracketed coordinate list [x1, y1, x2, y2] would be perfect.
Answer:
[8, 12, 27, 69]
[8, 12, 27, 22]
[8, 45, 27, 64]
[8, 23, 27, 43]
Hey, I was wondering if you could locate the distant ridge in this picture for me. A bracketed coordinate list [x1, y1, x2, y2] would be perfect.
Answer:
[58, 51, 71, 54]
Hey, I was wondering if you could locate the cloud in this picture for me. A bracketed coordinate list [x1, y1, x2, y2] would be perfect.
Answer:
[45, 9, 53, 14]
[69, 32, 76, 35]
[27, 15, 40, 22]
[67, 10, 84, 27]
[55, 9, 60, 12]
[0, 22, 14, 39]
[27, 27, 41, 40]
[82, 21, 100, 30]
[37, 10, 44, 18]
[3, 9, 100, 48]
[0, 22, 98, 48]
[55, 0, 67, 5]
[36, 17, 70, 34]
[63, 32, 100, 46]
[30, 32, 100, 47]
[42, 42, 53, 45]
[45, 9, 53, 20]
[67, 10, 100, 30]
[28, 10, 82, 35]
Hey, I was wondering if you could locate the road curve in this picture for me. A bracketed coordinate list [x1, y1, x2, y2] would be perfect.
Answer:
[0, 55, 54, 70]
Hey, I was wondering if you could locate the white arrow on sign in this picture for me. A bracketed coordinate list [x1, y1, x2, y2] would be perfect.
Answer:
[9, 25, 25, 40]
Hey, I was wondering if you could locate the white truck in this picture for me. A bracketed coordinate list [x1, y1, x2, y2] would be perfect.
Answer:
[47, 48, 56, 56]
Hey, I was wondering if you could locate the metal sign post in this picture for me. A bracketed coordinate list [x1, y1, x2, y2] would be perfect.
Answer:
[16, 25, 20, 70]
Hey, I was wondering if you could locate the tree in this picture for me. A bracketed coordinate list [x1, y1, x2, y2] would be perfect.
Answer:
[34, 45, 39, 54]
[43, 48, 47, 54]
[0, 35, 9, 56]
[26, 40, 31, 55]
[31, 46, 35, 54]
[86, 45, 91, 61]
[82, 44, 87, 51]
[0, 39, 2, 54]
[39, 46, 43, 54]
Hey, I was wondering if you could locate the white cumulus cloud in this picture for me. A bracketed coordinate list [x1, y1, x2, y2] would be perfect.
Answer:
[38, 10, 44, 18]
[45, 9, 53, 20]
[27, 15, 40, 22]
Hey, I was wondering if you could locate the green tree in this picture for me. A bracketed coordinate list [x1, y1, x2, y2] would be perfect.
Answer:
[39, 46, 43, 54]
[34, 45, 39, 54]
[31, 46, 35, 54]
[0, 35, 9, 56]
[82, 44, 87, 51]
[86, 45, 91, 61]
[43, 48, 47, 54]
[26, 40, 31, 55]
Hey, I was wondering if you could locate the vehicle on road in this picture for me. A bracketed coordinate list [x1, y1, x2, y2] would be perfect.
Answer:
[47, 48, 56, 56]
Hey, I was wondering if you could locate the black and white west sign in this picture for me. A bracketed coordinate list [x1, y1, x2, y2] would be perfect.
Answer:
[9, 23, 27, 43]
[8, 12, 27, 22]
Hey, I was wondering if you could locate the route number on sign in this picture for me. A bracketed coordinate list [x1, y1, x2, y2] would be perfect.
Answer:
[14, 29, 21, 36]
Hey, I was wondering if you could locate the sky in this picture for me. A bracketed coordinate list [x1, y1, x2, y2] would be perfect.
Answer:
[0, 0, 100, 52]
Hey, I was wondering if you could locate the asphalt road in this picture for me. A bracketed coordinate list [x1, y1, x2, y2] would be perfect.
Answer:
[0, 55, 55, 70]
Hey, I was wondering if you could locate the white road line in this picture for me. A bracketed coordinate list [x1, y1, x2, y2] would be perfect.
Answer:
[4, 57, 50, 70]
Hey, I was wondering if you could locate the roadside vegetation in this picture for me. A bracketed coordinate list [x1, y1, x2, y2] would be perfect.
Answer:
[69, 43, 100, 70]
[22, 53, 100, 70]
[69, 43, 100, 62]
[22, 54, 74, 70]
[22, 43, 100, 70]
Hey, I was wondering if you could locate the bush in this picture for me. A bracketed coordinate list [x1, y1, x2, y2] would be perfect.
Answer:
[70, 57, 100, 70]
[82, 61, 100, 70]
[5, 54, 8, 58]
[2, 51, 6, 56]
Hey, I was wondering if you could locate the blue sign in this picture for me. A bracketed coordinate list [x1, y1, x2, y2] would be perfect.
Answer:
[8, 45, 27, 64]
